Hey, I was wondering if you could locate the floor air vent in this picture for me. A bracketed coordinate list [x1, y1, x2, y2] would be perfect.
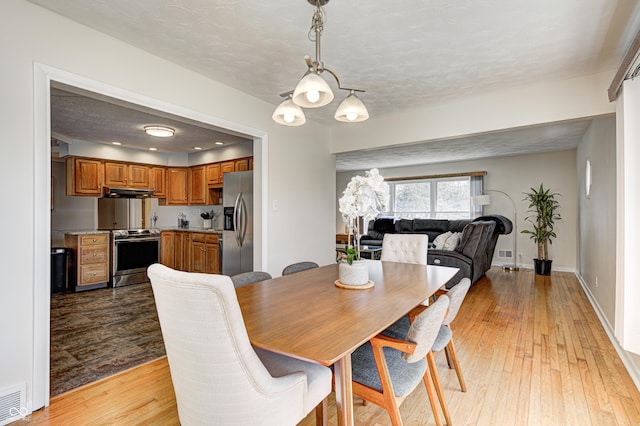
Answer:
[0, 383, 26, 426]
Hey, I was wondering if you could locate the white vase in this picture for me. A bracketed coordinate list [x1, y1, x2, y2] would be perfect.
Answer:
[339, 260, 369, 286]
[202, 219, 212, 229]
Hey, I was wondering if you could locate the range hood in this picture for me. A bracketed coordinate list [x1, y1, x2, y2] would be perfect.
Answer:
[101, 187, 155, 198]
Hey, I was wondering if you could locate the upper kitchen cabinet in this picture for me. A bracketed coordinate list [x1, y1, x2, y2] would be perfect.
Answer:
[206, 163, 221, 186]
[104, 162, 151, 189]
[219, 161, 235, 185]
[235, 157, 249, 172]
[188, 165, 206, 205]
[66, 157, 103, 196]
[151, 167, 166, 197]
[164, 167, 189, 205]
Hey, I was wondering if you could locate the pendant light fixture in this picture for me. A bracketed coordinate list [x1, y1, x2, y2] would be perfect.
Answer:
[273, 0, 368, 126]
[272, 95, 306, 126]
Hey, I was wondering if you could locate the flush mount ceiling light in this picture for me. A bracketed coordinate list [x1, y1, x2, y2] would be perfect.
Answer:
[144, 126, 175, 137]
[273, 0, 368, 126]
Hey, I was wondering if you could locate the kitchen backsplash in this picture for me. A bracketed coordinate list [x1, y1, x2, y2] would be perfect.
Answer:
[150, 200, 224, 229]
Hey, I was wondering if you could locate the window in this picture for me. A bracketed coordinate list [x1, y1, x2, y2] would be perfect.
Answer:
[385, 176, 476, 219]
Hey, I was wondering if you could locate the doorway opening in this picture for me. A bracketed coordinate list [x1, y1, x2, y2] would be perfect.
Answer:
[34, 62, 267, 408]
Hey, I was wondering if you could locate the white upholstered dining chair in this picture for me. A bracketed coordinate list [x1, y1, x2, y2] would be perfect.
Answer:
[380, 234, 429, 265]
[147, 263, 332, 426]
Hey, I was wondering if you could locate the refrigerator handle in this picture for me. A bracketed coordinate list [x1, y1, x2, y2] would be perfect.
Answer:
[239, 195, 248, 247]
[233, 192, 242, 247]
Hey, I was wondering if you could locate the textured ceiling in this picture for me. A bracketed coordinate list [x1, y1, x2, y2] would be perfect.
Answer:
[51, 84, 251, 153]
[335, 120, 593, 171]
[31, 0, 640, 166]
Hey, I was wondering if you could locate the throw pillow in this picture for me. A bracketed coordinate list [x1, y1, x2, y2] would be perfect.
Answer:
[433, 232, 452, 250]
[443, 232, 462, 251]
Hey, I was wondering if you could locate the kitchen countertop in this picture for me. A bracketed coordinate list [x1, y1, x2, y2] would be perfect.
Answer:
[159, 227, 224, 234]
[63, 230, 112, 235]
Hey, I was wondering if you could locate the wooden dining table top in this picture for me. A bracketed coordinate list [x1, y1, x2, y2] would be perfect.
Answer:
[236, 261, 460, 366]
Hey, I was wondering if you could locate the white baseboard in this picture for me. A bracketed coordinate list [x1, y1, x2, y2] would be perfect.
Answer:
[575, 272, 640, 392]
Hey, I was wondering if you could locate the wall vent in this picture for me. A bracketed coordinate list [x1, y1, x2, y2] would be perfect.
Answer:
[498, 250, 513, 258]
[0, 383, 26, 425]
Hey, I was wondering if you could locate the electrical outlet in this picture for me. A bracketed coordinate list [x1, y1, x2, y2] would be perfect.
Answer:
[595, 276, 599, 287]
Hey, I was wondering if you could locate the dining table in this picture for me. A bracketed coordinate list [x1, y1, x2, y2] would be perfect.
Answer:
[235, 260, 459, 426]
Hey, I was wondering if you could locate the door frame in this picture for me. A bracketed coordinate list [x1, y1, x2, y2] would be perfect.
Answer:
[32, 62, 269, 409]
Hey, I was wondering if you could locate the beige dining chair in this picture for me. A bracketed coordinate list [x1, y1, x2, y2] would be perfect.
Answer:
[350, 295, 451, 426]
[147, 263, 332, 426]
[380, 234, 429, 265]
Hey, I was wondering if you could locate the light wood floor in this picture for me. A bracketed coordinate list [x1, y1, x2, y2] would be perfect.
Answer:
[18, 267, 640, 425]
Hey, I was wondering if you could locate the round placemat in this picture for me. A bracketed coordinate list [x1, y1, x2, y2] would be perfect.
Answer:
[334, 280, 375, 290]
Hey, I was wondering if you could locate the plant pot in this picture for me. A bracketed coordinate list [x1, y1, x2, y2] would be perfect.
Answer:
[533, 259, 553, 276]
[338, 260, 369, 286]
[202, 219, 212, 229]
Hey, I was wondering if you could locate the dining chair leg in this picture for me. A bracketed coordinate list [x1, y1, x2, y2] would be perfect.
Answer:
[371, 344, 403, 426]
[422, 356, 444, 426]
[444, 345, 454, 369]
[447, 339, 467, 392]
[315, 398, 328, 426]
[427, 351, 452, 426]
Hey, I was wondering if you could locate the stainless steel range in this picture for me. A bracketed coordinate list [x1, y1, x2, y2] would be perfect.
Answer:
[111, 229, 161, 287]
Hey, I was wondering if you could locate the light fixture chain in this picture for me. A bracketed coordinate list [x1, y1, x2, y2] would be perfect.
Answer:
[308, 3, 325, 42]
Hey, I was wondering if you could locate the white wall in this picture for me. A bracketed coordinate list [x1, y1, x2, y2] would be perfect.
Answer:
[576, 117, 617, 322]
[0, 0, 334, 411]
[337, 149, 579, 272]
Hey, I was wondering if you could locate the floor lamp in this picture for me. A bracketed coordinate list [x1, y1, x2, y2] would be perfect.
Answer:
[472, 190, 520, 272]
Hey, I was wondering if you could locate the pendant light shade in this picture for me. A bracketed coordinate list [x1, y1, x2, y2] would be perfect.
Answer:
[334, 91, 369, 122]
[292, 73, 334, 108]
[272, 97, 306, 126]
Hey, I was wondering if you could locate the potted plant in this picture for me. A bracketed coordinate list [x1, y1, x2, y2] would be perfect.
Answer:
[338, 169, 389, 285]
[521, 184, 562, 275]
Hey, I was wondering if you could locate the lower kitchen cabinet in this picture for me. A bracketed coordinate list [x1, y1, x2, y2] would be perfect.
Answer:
[65, 233, 110, 291]
[191, 233, 219, 274]
[160, 231, 175, 268]
[161, 231, 219, 274]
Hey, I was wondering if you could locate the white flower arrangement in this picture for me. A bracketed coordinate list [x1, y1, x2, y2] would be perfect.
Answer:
[339, 168, 390, 263]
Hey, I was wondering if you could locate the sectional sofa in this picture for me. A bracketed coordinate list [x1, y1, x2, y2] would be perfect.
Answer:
[359, 215, 513, 287]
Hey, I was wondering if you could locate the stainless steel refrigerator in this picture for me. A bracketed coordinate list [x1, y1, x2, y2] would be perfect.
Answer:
[222, 171, 253, 275]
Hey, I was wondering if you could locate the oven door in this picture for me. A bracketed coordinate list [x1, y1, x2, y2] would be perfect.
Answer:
[112, 237, 160, 287]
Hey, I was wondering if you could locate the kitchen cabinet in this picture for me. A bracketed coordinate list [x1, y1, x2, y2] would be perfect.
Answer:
[66, 157, 103, 196]
[65, 233, 110, 291]
[161, 230, 189, 270]
[161, 231, 219, 274]
[220, 161, 235, 184]
[164, 167, 189, 205]
[206, 157, 253, 188]
[151, 167, 166, 197]
[175, 231, 191, 271]
[104, 162, 151, 189]
[188, 165, 207, 205]
[160, 231, 175, 268]
[235, 157, 249, 172]
[206, 163, 221, 186]
[191, 233, 219, 274]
